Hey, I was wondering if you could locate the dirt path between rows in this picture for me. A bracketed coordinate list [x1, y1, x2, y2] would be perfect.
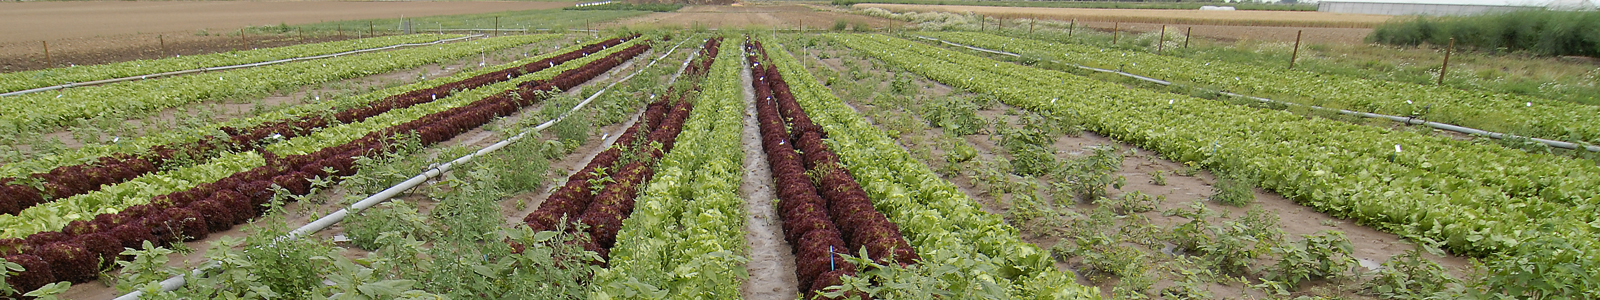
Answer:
[739, 52, 800, 300]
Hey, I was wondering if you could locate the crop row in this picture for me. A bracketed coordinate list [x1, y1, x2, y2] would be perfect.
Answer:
[0, 34, 462, 94]
[834, 33, 1597, 294]
[594, 36, 747, 299]
[913, 32, 1600, 209]
[0, 35, 644, 239]
[0, 35, 652, 294]
[769, 35, 1098, 299]
[519, 37, 716, 263]
[0, 34, 557, 134]
[920, 31, 1600, 146]
[747, 39, 916, 298]
[0, 36, 635, 217]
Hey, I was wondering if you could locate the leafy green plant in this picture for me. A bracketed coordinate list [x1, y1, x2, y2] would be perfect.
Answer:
[1094, 191, 1162, 215]
[1268, 230, 1357, 288]
[1209, 175, 1255, 206]
[345, 200, 433, 250]
[1052, 145, 1125, 203]
[113, 241, 182, 293]
[1149, 170, 1167, 186]
[1364, 242, 1461, 299]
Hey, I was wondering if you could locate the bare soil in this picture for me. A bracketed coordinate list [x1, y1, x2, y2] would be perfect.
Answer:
[794, 41, 1470, 298]
[613, 4, 901, 30]
[0, 1, 573, 72]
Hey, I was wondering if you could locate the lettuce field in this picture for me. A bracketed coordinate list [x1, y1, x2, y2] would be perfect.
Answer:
[0, 17, 1593, 300]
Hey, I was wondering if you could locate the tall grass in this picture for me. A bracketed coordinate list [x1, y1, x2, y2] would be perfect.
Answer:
[1369, 9, 1600, 57]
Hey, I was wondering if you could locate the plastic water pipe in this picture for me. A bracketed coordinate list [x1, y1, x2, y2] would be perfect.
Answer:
[111, 37, 690, 300]
[913, 35, 1600, 153]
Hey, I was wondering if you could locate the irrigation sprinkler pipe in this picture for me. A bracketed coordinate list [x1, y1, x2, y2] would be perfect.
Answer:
[2, 35, 483, 97]
[913, 36, 1600, 153]
[112, 37, 689, 300]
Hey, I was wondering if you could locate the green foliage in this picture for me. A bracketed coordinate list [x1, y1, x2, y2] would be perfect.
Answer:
[1051, 145, 1125, 203]
[919, 95, 984, 135]
[0, 35, 459, 94]
[1094, 190, 1162, 215]
[1162, 202, 1281, 276]
[1208, 175, 1255, 206]
[345, 201, 433, 250]
[1267, 230, 1357, 288]
[1364, 242, 1461, 299]
[1149, 170, 1166, 186]
[565, 3, 683, 12]
[833, 20, 851, 31]
[114, 241, 181, 293]
[1370, 10, 1600, 57]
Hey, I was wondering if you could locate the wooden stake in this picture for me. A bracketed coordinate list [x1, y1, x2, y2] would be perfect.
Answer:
[240, 28, 249, 50]
[495, 16, 500, 36]
[1157, 25, 1167, 54]
[159, 35, 166, 57]
[1185, 27, 1192, 48]
[369, 20, 375, 37]
[1438, 38, 1455, 85]
[1028, 19, 1034, 36]
[1069, 19, 1075, 37]
[42, 41, 51, 67]
[1289, 30, 1303, 69]
[338, 24, 343, 38]
[1113, 22, 1119, 44]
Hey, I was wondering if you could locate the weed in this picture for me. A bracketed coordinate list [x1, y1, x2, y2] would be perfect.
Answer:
[1051, 145, 1125, 203]
[1209, 175, 1255, 206]
[1268, 230, 1357, 288]
[1365, 242, 1461, 299]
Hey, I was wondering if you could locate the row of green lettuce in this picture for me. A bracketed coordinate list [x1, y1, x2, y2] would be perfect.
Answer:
[0, 35, 563, 180]
[833, 33, 1596, 296]
[883, 33, 1600, 217]
[0, 37, 641, 239]
[595, 38, 748, 299]
[918, 31, 1600, 147]
[0, 34, 555, 135]
[770, 36, 1099, 299]
[0, 34, 462, 94]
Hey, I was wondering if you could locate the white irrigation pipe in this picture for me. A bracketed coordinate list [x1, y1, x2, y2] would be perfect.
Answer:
[2, 35, 483, 97]
[112, 38, 689, 300]
[914, 36, 1600, 153]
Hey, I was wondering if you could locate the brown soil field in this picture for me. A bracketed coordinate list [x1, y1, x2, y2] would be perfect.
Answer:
[860, 3, 1393, 28]
[613, 4, 901, 30]
[0, 1, 571, 72]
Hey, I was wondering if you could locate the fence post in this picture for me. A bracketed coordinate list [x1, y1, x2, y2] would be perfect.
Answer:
[1028, 19, 1034, 36]
[369, 20, 375, 37]
[1438, 38, 1454, 85]
[42, 41, 51, 67]
[495, 16, 500, 37]
[240, 28, 249, 50]
[1069, 19, 1075, 37]
[338, 23, 343, 38]
[1289, 30, 1303, 69]
[1184, 27, 1192, 48]
[1112, 22, 1119, 44]
[159, 35, 166, 57]
[1157, 25, 1167, 54]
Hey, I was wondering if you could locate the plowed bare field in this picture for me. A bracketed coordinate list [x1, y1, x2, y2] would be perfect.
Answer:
[0, 1, 571, 72]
